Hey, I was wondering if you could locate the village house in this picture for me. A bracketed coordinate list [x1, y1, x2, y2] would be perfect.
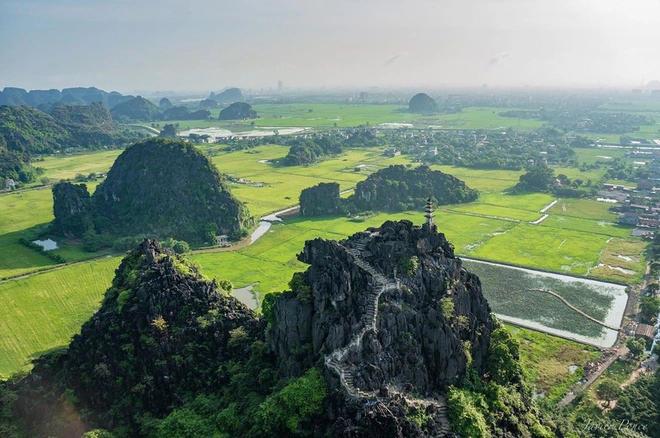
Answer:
[639, 217, 660, 228]
[637, 179, 655, 191]
[619, 211, 639, 226]
[383, 148, 401, 157]
[635, 323, 656, 345]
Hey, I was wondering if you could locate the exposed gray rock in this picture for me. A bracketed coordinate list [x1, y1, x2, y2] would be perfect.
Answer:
[269, 219, 496, 436]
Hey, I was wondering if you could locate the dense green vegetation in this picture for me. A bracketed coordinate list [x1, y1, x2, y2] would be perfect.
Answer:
[569, 369, 660, 437]
[282, 130, 378, 165]
[299, 182, 341, 216]
[110, 96, 161, 122]
[50, 182, 94, 237]
[351, 164, 479, 212]
[0, 103, 141, 183]
[419, 127, 577, 171]
[1, 93, 659, 436]
[447, 327, 556, 438]
[51, 138, 252, 245]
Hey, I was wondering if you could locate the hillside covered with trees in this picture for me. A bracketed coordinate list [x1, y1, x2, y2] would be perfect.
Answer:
[0, 103, 141, 183]
[50, 138, 252, 246]
[298, 166, 478, 217]
[0, 86, 133, 110]
[1, 222, 568, 437]
[351, 165, 479, 211]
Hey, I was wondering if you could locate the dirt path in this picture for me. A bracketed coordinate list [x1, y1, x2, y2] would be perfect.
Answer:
[526, 288, 620, 331]
[620, 366, 649, 389]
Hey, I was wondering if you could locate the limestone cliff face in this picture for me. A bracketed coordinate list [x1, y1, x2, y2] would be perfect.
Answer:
[50, 181, 93, 237]
[272, 219, 494, 387]
[270, 219, 496, 435]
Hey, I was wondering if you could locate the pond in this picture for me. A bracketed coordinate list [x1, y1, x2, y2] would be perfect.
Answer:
[33, 239, 58, 251]
[233, 284, 258, 310]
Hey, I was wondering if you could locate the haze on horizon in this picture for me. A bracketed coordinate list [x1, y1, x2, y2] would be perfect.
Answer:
[1, 0, 659, 94]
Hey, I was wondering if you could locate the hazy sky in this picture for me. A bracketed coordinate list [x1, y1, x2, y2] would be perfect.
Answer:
[1, 0, 659, 93]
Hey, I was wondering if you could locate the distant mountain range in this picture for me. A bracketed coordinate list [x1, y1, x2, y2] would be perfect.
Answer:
[0, 87, 135, 111]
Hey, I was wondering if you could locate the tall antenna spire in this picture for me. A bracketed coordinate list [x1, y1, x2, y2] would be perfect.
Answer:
[425, 197, 435, 225]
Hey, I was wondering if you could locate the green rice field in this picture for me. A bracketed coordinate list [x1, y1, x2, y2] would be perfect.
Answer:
[154, 105, 546, 131]
[0, 257, 120, 378]
[0, 128, 650, 377]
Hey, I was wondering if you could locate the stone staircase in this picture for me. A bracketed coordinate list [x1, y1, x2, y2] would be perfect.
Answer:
[387, 385, 452, 436]
[323, 241, 452, 436]
[324, 241, 395, 400]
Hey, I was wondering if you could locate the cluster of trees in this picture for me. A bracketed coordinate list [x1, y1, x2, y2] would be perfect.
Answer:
[500, 109, 653, 134]
[17, 238, 66, 264]
[351, 165, 478, 212]
[605, 157, 650, 181]
[420, 127, 577, 171]
[299, 182, 341, 216]
[299, 165, 478, 216]
[570, 366, 660, 437]
[514, 163, 594, 197]
[282, 130, 380, 166]
[447, 327, 561, 437]
[284, 136, 342, 166]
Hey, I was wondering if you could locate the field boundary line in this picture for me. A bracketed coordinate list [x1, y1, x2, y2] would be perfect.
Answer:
[444, 209, 521, 223]
[497, 315, 613, 349]
[0, 254, 117, 284]
[540, 199, 559, 213]
[523, 288, 620, 331]
[461, 256, 630, 287]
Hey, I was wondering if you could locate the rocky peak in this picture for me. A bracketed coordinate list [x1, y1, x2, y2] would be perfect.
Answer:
[57, 239, 261, 426]
[270, 219, 496, 435]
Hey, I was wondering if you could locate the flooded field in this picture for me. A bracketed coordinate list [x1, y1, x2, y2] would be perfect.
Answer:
[463, 259, 627, 348]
